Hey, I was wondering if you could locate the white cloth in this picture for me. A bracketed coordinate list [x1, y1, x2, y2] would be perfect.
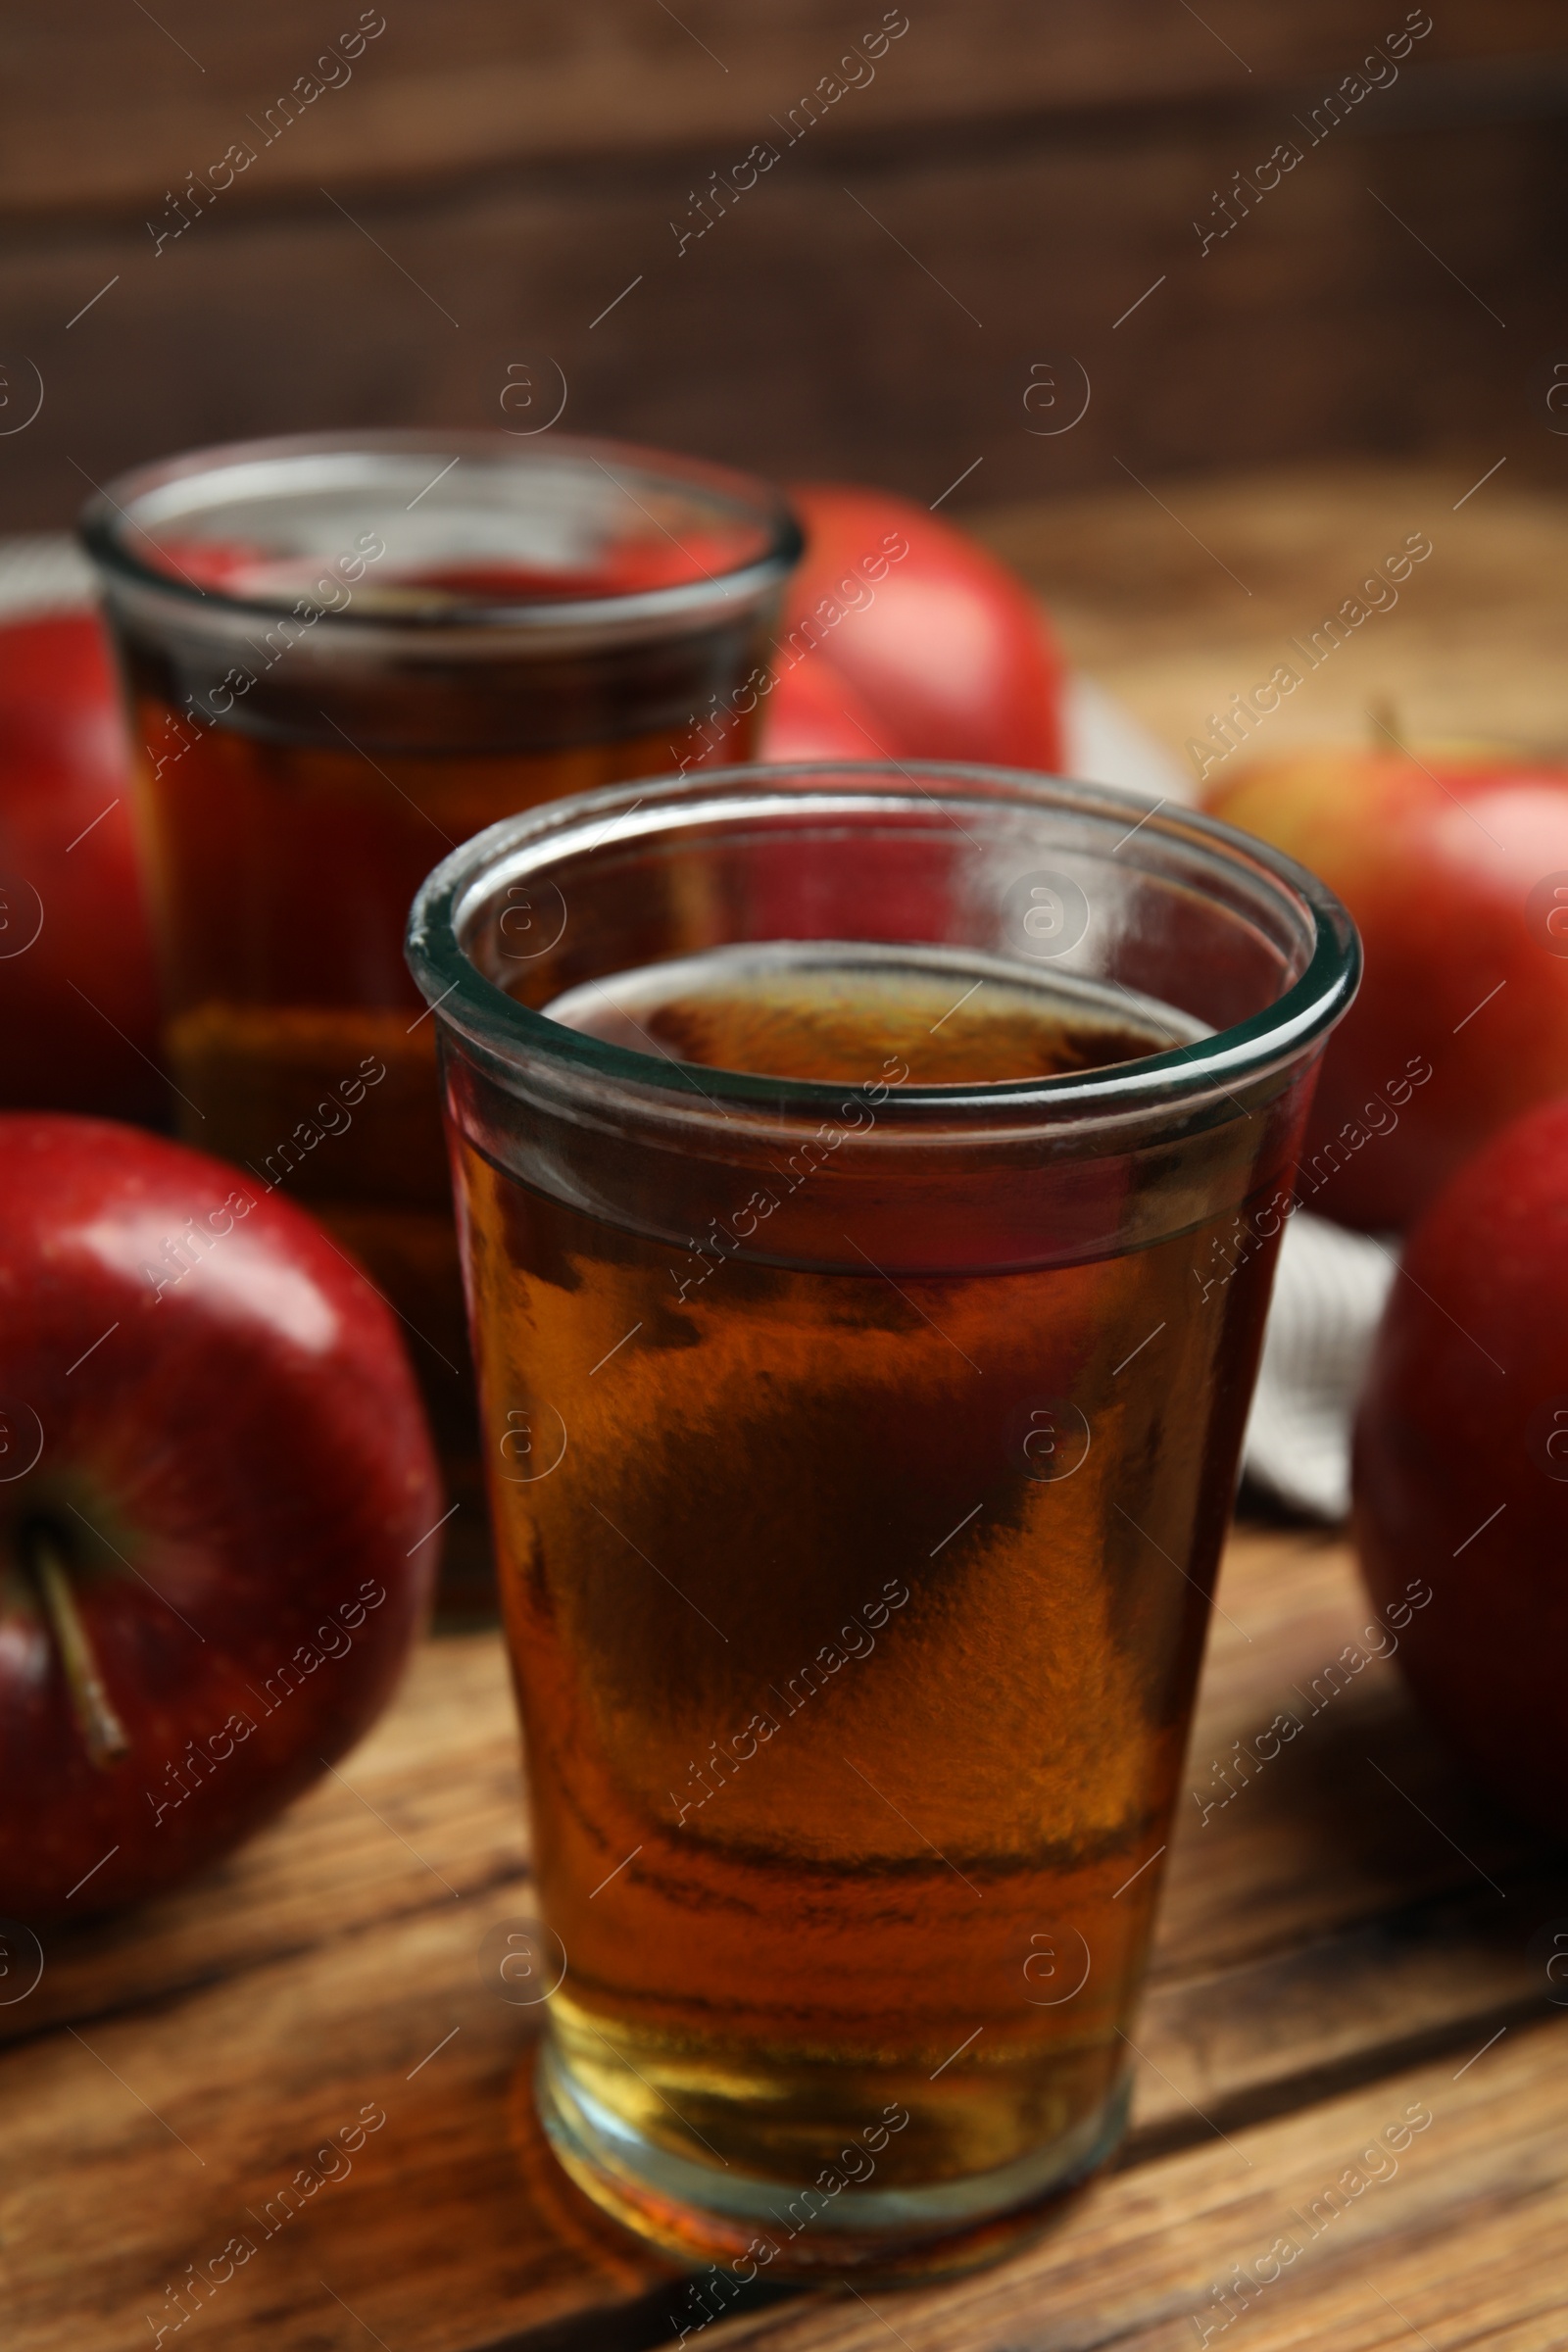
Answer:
[1241, 1211, 1396, 1520]
[0, 533, 94, 613]
[1061, 673, 1195, 805]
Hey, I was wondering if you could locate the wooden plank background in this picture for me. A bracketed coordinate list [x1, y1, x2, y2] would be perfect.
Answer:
[1, 1, 1565, 531]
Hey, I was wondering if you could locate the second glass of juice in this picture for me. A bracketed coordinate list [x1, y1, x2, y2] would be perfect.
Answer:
[407, 761, 1358, 2277]
[79, 431, 801, 1610]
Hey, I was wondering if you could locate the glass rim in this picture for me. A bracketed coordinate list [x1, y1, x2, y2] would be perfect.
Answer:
[405, 761, 1360, 1125]
[76, 426, 804, 634]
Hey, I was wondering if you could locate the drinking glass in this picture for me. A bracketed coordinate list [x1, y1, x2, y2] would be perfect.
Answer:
[408, 760, 1357, 2277]
[80, 431, 799, 1611]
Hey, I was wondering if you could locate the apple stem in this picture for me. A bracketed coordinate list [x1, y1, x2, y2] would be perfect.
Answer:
[26, 1528, 130, 1768]
[1370, 695, 1404, 754]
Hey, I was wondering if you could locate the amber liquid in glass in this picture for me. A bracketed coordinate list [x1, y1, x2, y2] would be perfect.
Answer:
[458, 946, 1278, 2257]
[119, 597, 765, 1611]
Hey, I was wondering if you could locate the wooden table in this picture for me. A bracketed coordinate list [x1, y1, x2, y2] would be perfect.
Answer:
[975, 457, 1568, 766]
[9, 1526, 1567, 2351]
[10, 467, 1568, 2349]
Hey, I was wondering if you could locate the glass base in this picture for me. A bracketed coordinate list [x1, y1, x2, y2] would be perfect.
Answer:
[535, 2036, 1131, 2283]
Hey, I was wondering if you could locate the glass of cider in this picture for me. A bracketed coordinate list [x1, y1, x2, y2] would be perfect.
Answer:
[406, 761, 1357, 2278]
[79, 432, 800, 1614]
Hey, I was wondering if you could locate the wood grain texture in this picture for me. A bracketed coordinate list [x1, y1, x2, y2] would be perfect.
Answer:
[972, 461, 1568, 778]
[2, 109, 1560, 534]
[7, 1527, 1564, 2352]
[0, 2, 1563, 530]
[6, 2, 1563, 217]
[708, 2017, 1568, 2352]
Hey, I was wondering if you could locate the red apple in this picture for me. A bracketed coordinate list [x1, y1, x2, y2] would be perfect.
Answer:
[762, 484, 1065, 769]
[0, 612, 165, 1123]
[1352, 1096, 1568, 1830]
[758, 652, 884, 761]
[1204, 749, 1568, 1228]
[0, 1114, 441, 1921]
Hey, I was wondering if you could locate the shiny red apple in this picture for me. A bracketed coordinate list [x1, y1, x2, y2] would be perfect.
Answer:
[759, 650, 883, 761]
[0, 612, 165, 1122]
[1353, 1096, 1568, 1829]
[0, 1114, 441, 1921]
[762, 483, 1065, 769]
[1205, 748, 1568, 1228]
